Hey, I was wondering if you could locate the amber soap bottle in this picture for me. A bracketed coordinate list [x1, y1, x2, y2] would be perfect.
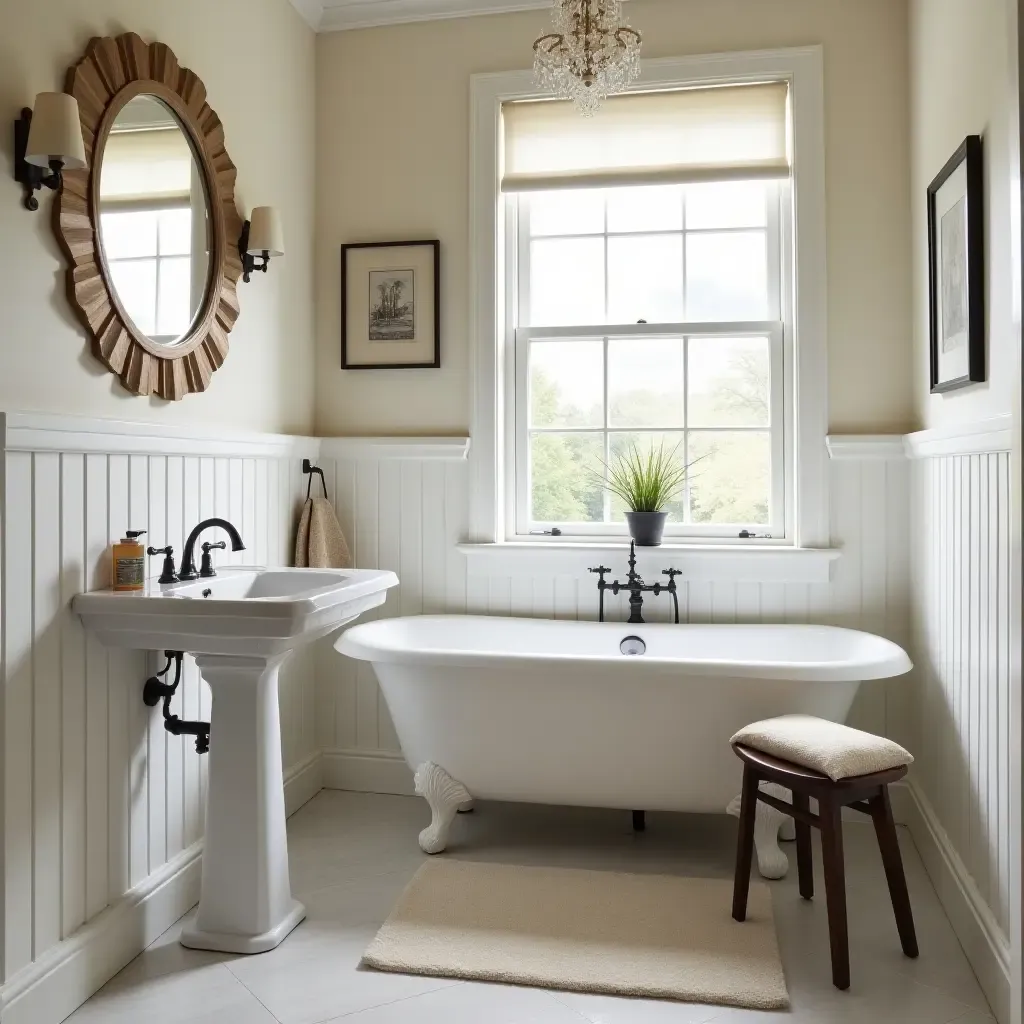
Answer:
[112, 530, 147, 591]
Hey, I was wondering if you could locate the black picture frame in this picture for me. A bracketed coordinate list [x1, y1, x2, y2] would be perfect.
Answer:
[340, 239, 441, 370]
[927, 135, 984, 393]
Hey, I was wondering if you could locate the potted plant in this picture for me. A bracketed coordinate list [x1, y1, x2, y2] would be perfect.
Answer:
[600, 442, 694, 547]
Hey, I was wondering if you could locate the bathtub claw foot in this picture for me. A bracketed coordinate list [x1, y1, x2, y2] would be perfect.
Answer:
[414, 762, 472, 854]
[727, 782, 793, 880]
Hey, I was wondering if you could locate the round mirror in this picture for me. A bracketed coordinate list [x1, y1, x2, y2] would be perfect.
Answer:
[97, 95, 211, 348]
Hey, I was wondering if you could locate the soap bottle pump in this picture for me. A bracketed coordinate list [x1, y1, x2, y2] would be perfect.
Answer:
[112, 530, 147, 592]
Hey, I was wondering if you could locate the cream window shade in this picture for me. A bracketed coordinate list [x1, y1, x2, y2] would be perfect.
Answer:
[100, 127, 194, 204]
[501, 82, 790, 193]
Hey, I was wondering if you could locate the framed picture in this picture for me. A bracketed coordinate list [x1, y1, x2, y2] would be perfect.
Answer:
[927, 135, 984, 393]
[341, 240, 440, 369]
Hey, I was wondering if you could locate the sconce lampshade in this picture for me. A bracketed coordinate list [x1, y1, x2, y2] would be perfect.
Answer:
[246, 206, 284, 257]
[25, 92, 86, 170]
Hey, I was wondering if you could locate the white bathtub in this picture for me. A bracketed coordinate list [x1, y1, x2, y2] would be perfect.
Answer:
[336, 616, 911, 856]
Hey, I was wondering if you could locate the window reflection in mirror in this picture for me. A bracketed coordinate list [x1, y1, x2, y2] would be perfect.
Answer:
[98, 95, 211, 347]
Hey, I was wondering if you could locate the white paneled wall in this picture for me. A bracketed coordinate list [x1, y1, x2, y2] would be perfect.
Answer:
[0, 417, 315, 995]
[319, 445, 913, 769]
[908, 440, 1013, 1007]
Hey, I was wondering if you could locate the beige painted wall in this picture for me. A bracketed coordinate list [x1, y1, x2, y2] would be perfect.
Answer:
[910, 0, 1018, 427]
[315, 0, 913, 436]
[0, 0, 316, 434]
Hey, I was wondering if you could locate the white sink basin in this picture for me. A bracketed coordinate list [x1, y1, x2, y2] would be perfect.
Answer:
[74, 565, 398, 957]
[73, 566, 398, 656]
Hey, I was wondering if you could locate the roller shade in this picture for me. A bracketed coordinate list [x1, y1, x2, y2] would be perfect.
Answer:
[100, 127, 194, 204]
[501, 82, 790, 193]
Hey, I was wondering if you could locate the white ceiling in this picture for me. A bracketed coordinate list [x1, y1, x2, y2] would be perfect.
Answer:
[290, 0, 557, 32]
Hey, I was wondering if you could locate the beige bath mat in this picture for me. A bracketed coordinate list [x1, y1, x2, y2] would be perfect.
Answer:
[362, 860, 788, 1010]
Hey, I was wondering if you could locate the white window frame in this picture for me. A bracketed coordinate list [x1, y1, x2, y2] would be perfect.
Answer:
[467, 47, 829, 573]
[509, 182, 790, 541]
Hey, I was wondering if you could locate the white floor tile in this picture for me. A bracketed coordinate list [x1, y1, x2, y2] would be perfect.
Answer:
[329, 981, 595, 1023]
[223, 871, 457, 1024]
[69, 791, 995, 1024]
[65, 963, 277, 1024]
[551, 989, 722, 1023]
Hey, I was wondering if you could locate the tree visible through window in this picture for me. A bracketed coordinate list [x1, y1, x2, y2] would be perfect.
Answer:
[511, 180, 786, 537]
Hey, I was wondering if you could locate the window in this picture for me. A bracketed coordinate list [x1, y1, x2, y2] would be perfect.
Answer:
[468, 49, 829, 558]
[101, 206, 195, 342]
[503, 84, 791, 540]
[512, 180, 785, 538]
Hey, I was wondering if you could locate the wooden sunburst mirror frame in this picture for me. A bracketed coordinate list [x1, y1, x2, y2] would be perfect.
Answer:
[55, 33, 244, 400]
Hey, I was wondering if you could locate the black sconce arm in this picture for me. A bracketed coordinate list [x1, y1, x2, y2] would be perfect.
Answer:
[14, 108, 64, 212]
[238, 219, 270, 283]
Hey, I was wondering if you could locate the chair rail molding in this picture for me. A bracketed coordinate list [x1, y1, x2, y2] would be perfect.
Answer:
[826, 435, 907, 461]
[904, 415, 1013, 458]
[319, 436, 470, 461]
[0, 411, 320, 459]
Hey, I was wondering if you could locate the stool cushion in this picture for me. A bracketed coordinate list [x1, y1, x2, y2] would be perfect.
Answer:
[730, 715, 913, 781]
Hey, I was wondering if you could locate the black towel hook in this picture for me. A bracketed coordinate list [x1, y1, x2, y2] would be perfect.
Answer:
[302, 458, 328, 500]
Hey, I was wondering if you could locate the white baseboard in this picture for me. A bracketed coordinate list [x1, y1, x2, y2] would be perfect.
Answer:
[322, 748, 415, 796]
[0, 843, 202, 1024]
[903, 781, 1011, 1024]
[0, 751, 326, 1024]
[284, 748, 325, 815]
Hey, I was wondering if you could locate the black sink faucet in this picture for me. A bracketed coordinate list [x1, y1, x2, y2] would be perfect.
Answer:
[178, 518, 246, 581]
[589, 542, 682, 625]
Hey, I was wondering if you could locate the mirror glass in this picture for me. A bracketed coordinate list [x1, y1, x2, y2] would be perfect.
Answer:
[97, 95, 211, 347]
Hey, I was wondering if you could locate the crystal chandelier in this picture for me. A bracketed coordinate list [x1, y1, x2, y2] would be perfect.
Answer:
[533, 0, 642, 116]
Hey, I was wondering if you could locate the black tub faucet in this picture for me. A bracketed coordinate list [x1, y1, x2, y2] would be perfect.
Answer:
[179, 518, 245, 581]
[589, 542, 682, 625]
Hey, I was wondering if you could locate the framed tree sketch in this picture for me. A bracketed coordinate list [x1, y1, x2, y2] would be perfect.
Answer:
[341, 240, 440, 369]
[927, 135, 984, 393]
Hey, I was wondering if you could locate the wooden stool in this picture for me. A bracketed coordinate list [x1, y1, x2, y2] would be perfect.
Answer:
[731, 743, 918, 990]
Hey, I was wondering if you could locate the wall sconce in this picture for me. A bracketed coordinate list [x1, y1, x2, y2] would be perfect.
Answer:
[14, 93, 87, 211]
[238, 206, 284, 283]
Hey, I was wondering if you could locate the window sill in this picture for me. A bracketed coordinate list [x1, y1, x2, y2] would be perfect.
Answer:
[457, 541, 840, 584]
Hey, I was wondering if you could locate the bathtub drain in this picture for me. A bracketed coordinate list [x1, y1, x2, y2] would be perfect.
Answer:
[620, 635, 646, 656]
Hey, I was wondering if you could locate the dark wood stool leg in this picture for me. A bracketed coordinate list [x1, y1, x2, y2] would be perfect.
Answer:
[870, 787, 919, 958]
[819, 794, 850, 990]
[732, 765, 759, 922]
[792, 791, 814, 900]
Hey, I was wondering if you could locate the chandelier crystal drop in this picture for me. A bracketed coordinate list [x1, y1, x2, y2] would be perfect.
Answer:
[533, 0, 642, 116]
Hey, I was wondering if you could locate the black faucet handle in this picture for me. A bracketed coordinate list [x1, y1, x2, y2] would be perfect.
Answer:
[146, 545, 179, 585]
[199, 540, 227, 578]
[588, 565, 611, 579]
[662, 567, 683, 578]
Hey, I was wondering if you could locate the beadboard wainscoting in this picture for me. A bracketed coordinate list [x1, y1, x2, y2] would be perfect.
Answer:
[319, 435, 914, 788]
[0, 413, 320, 1024]
[905, 415, 1014, 1023]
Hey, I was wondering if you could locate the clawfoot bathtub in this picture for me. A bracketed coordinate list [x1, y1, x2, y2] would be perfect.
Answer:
[336, 616, 911, 876]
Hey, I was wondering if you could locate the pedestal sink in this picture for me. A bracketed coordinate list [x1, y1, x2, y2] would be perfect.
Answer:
[73, 566, 398, 953]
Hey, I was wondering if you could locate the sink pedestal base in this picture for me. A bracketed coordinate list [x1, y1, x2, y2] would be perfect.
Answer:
[180, 653, 306, 954]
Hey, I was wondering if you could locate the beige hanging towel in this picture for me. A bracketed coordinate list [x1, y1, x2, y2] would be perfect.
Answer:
[294, 470, 352, 569]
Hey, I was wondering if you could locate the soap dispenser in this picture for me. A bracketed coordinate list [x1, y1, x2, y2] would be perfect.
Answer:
[112, 530, 147, 592]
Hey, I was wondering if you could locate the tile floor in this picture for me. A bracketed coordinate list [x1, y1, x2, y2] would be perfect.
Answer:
[69, 791, 995, 1024]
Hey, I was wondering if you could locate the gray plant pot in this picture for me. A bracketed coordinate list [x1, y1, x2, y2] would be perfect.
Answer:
[626, 511, 668, 547]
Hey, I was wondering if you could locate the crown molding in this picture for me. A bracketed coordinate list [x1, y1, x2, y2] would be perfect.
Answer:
[290, 0, 648, 34]
[319, 0, 557, 31]
[289, 0, 325, 30]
